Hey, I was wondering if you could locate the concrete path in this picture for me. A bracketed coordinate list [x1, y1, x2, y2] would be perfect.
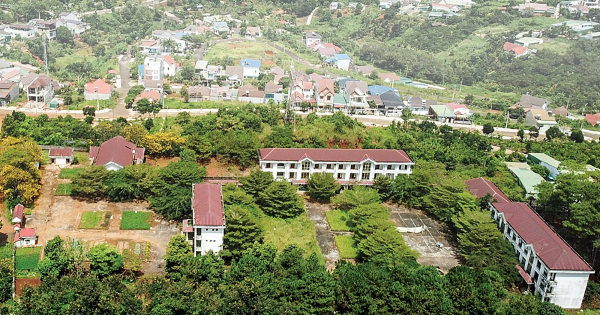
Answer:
[306, 7, 319, 25]
[305, 201, 340, 270]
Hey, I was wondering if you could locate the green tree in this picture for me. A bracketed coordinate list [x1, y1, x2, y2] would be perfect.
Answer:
[56, 26, 73, 45]
[258, 181, 304, 218]
[483, 123, 494, 135]
[570, 128, 584, 143]
[38, 236, 72, 280]
[307, 172, 340, 202]
[222, 184, 255, 206]
[82, 106, 96, 117]
[530, 164, 550, 178]
[87, 244, 124, 278]
[71, 166, 112, 200]
[150, 161, 206, 220]
[546, 126, 564, 141]
[357, 227, 419, 261]
[529, 126, 539, 139]
[373, 175, 394, 201]
[240, 169, 273, 197]
[179, 148, 197, 162]
[164, 234, 192, 275]
[517, 129, 525, 141]
[332, 186, 381, 210]
[180, 85, 189, 102]
[221, 205, 264, 261]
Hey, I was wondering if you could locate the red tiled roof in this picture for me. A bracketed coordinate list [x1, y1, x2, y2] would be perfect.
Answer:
[586, 113, 600, 126]
[108, 70, 118, 74]
[134, 147, 145, 163]
[163, 55, 176, 65]
[302, 81, 313, 90]
[19, 228, 36, 238]
[139, 90, 161, 101]
[13, 204, 24, 222]
[182, 219, 194, 233]
[516, 265, 533, 284]
[27, 75, 52, 89]
[93, 136, 142, 168]
[89, 146, 99, 159]
[322, 42, 341, 53]
[503, 42, 518, 51]
[49, 148, 74, 157]
[493, 202, 593, 271]
[193, 183, 225, 226]
[513, 46, 527, 56]
[464, 177, 510, 203]
[86, 79, 112, 94]
[447, 102, 468, 111]
[317, 78, 334, 95]
[259, 148, 413, 163]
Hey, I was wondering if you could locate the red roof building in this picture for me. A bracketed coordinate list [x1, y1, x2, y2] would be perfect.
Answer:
[464, 177, 510, 203]
[48, 147, 75, 165]
[89, 136, 144, 171]
[84, 79, 113, 101]
[585, 113, 600, 126]
[12, 204, 24, 224]
[503, 42, 528, 57]
[183, 183, 226, 256]
[259, 148, 413, 163]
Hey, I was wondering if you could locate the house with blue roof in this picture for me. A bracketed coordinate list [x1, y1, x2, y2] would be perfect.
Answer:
[368, 85, 394, 95]
[333, 54, 351, 71]
[240, 58, 261, 79]
[211, 21, 230, 35]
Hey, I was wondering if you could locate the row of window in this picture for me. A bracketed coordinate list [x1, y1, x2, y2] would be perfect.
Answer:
[264, 162, 409, 171]
[275, 171, 395, 180]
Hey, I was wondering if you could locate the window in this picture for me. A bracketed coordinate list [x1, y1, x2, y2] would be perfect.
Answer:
[386, 174, 395, 179]
[326, 164, 333, 170]
[350, 164, 357, 170]
[265, 163, 271, 169]
[290, 163, 297, 169]
[387, 165, 393, 170]
[314, 164, 320, 169]
[350, 173, 357, 180]
[289, 172, 296, 179]
[277, 163, 285, 169]
[374, 173, 382, 179]
[361, 173, 370, 180]
[537, 261, 542, 270]
[301, 172, 309, 179]
[362, 163, 371, 172]
[302, 161, 310, 170]
[276, 172, 284, 177]
[338, 164, 345, 170]
[549, 273, 555, 281]
[327, 95, 331, 101]
[375, 165, 382, 170]
[337, 173, 345, 179]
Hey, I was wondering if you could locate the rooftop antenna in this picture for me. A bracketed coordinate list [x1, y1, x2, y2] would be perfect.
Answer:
[43, 35, 49, 75]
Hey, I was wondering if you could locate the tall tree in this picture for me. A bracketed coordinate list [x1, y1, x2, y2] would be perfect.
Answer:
[71, 166, 112, 200]
[87, 244, 124, 278]
[221, 205, 264, 261]
[307, 172, 341, 202]
[258, 181, 304, 218]
[240, 170, 274, 197]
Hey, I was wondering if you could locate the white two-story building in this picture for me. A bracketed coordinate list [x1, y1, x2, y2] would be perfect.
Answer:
[258, 148, 414, 185]
[182, 183, 225, 256]
[465, 177, 594, 309]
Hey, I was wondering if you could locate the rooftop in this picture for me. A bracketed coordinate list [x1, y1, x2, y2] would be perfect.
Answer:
[85, 79, 112, 94]
[528, 153, 561, 169]
[92, 136, 143, 168]
[464, 177, 510, 203]
[506, 166, 545, 195]
[259, 148, 413, 163]
[193, 183, 225, 226]
[49, 148, 74, 158]
[240, 58, 261, 68]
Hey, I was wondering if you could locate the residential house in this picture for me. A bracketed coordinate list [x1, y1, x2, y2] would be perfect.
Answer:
[209, 85, 232, 101]
[367, 95, 384, 112]
[447, 102, 471, 123]
[12, 204, 25, 224]
[516, 3, 555, 15]
[0, 81, 19, 106]
[240, 58, 261, 79]
[432, 3, 461, 12]
[211, 21, 230, 35]
[434, 0, 474, 8]
[585, 113, 600, 126]
[5, 24, 34, 39]
[549, 106, 569, 117]
[195, 60, 208, 75]
[528, 153, 561, 180]
[343, 80, 369, 112]
[199, 64, 225, 83]
[84, 79, 113, 100]
[353, 65, 375, 76]
[333, 93, 348, 111]
[28, 19, 57, 40]
[188, 86, 212, 102]
[368, 85, 394, 95]
[56, 11, 89, 37]
[504, 42, 529, 57]
[514, 37, 544, 47]
[151, 30, 186, 53]
[579, 0, 599, 8]
[526, 108, 557, 132]
[245, 26, 261, 39]
[380, 91, 404, 115]
[89, 136, 145, 171]
[550, 20, 598, 35]
[163, 55, 180, 77]
[291, 77, 316, 107]
[0, 31, 11, 45]
[506, 163, 545, 197]
[135, 90, 162, 105]
[330, 2, 344, 10]
[258, 148, 414, 184]
[49, 148, 75, 166]
[407, 95, 429, 115]
[316, 78, 335, 110]
[14, 225, 37, 248]
[333, 54, 351, 71]
[182, 183, 226, 256]
[322, 42, 341, 53]
[237, 84, 265, 104]
[23, 73, 58, 104]
[141, 56, 165, 81]
[305, 32, 322, 47]
[319, 47, 337, 59]
[429, 104, 456, 123]
[465, 177, 593, 309]
[265, 81, 285, 103]
[58, 11, 82, 21]
[378, 72, 401, 83]
[1, 69, 21, 85]
[139, 39, 161, 55]
[516, 94, 551, 110]
[225, 66, 244, 85]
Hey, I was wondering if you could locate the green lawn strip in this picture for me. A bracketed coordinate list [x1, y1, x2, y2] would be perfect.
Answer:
[260, 212, 321, 257]
[58, 168, 83, 179]
[73, 151, 89, 163]
[120, 211, 152, 230]
[55, 183, 72, 196]
[334, 235, 358, 259]
[79, 211, 111, 229]
[325, 210, 352, 231]
[15, 247, 41, 270]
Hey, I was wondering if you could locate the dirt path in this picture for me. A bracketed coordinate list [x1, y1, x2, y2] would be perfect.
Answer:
[305, 201, 340, 270]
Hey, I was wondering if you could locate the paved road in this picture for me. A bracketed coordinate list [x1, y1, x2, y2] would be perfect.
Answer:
[306, 7, 319, 25]
[113, 55, 132, 118]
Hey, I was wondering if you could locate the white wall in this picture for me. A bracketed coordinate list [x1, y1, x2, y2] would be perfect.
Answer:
[84, 92, 112, 101]
[336, 59, 350, 71]
[242, 66, 259, 78]
[194, 226, 224, 255]
[53, 157, 69, 165]
[550, 272, 590, 309]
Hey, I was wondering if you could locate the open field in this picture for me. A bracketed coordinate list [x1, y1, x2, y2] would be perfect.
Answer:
[55, 47, 119, 74]
[55, 183, 72, 196]
[15, 247, 41, 270]
[163, 98, 249, 109]
[325, 210, 352, 231]
[334, 235, 358, 259]
[58, 168, 83, 179]
[260, 212, 321, 256]
[66, 99, 118, 110]
[205, 41, 296, 70]
[79, 211, 111, 229]
[120, 211, 152, 230]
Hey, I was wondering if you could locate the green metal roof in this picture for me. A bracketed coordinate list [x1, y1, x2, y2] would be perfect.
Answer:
[507, 167, 545, 195]
[333, 93, 347, 105]
[528, 153, 561, 169]
[429, 104, 456, 118]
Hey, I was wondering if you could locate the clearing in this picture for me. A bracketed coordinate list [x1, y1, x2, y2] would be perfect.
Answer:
[259, 210, 321, 257]
[120, 211, 152, 230]
[15, 247, 41, 271]
[79, 211, 111, 229]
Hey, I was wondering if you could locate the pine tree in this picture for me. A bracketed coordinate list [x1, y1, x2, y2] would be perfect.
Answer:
[258, 181, 304, 218]
[240, 170, 274, 197]
[307, 172, 340, 202]
[221, 205, 264, 261]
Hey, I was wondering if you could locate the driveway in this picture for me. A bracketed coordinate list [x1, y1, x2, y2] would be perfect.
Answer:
[305, 201, 340, 270]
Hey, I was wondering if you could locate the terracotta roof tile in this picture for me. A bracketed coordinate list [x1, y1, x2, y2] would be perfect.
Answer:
[193, 183, 225, 226]
[259, 148, 413, 163]
[85, 79, 112, 94]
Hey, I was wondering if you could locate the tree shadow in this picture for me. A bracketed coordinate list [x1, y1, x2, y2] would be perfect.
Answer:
[0, 233, 9, 246]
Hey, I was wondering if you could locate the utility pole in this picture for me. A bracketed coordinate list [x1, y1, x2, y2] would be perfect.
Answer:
[42, 34, 49, 75]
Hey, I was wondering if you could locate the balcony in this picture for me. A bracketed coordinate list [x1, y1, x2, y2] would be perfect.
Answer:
[195, 235, 202, 241]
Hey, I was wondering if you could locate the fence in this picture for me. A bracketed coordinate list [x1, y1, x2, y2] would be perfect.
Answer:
[39, 145, 88, 152]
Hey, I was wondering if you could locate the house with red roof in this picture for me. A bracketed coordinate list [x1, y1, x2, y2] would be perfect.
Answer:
[585, 113, 600, 126]
[162, 55, 180, 77]
[84, 79, 113, 100]
[182, 183, 225, 256]
[464, 177, 593, 309]
[258, 148, 414, 185]
[316, 78, 335, 109]
[12, 204, 25, 224]
[48, 147, 75, 165]
[14, 225, 36, 248]
[89, 136, 145, 171]
[503, 42, 529, 57]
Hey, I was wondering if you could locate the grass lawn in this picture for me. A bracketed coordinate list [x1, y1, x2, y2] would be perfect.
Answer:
[74, 151, 88, 163]
[55, 47, 96, 65]
[79, 211, 111, 229]
[163, 97, 249, 109]
[120, 211, 152, 230]
[335, 235, 358, 259]
[55, 183, 72, 196]
[568, 310, 600, 314]
[15, 247, 41, 270]
[325, 210, 352, 231]
[260, 212, 321, 256]
[66, 99, 117, 110]
[58, 168, 83, 179]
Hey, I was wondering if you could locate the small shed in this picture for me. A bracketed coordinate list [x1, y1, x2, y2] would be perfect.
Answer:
[49, 147, 75, 165]
[14, 226, 37, 248]
[12, 203, 24, 224]
[49, 101, 58, 109]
